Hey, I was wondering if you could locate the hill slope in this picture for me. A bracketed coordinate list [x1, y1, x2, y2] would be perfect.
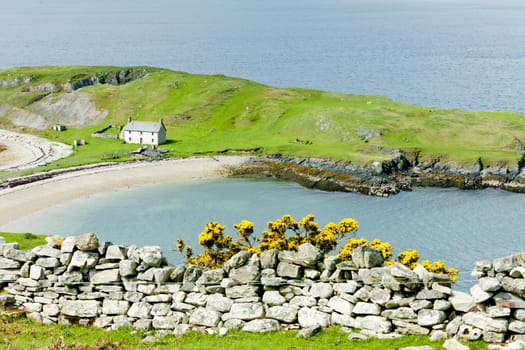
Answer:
[0, 66, 523, 169]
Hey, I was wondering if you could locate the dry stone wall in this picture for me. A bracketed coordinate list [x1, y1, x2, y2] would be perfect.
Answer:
[1, 233, 525, 347]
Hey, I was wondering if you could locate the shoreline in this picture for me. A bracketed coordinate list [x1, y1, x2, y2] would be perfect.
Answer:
[0, 129, 72, 171]
[0, 156, 251, 227]
[1, 153, 524, 228]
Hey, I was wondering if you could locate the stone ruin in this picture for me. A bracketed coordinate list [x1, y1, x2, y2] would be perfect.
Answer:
[1, 233, 525, 348]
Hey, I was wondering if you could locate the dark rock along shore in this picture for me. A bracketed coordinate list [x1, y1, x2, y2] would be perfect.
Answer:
[232, 154, 525, 197]
[1, 154, 524, 197]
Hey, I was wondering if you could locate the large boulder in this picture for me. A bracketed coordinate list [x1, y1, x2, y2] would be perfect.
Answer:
[226, 303, 265, 320]
[298, 307, 330, 328]
[242, 319, 280, 333]
[127, 302, 152, 319]
[352, 245, 384, 268]
[206, 294, 233, 312]
[102, 300, 129, 315]
[224, 251, 252, 271]
[0, 257, 21, 269]
[225, 285, 259, 299]
[309, 282, 333, 299]
[263, 291, 286, 306]
[494, 292, 525, 309]
[278, 244, 323, 268]
[328, 296, 353, 315]
[74, 233, 99, 251]
[139, 246, 163, 267]
[353, 302, 381, 316]
[61, 300, 101, 318]
[230, 264, 260, 284]
[276, 262, 302, 279]
[189, 307, 221, 327]
[266, 305, 299, 323]
[90, 269, 120, 284]
[152, 313, 186, 329]
[356, 315, 392, 333]
[105, 245, 126, 260]
[462, 312, 508, 333]
[260, 249, 279, 269]
[69, 251, 99, 270]
[197, 268, 224, 285]
[449, 291, 476, 312]
[32, 245, 61, 258]
[417, 309, 446, 327]
[119, 259, 137, 277]
[478, 277, 501, 292]
[382, 307, 417, 321]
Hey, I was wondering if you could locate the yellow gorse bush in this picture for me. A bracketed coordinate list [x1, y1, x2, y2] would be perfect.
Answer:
[175, 214, 458, 283]
[398, 249, 420, 269]
[338, 237, 369, 261]
[422, 259, 459, 282]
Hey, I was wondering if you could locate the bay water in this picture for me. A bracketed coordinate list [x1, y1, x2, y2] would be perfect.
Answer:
[2, 178, 524, 291]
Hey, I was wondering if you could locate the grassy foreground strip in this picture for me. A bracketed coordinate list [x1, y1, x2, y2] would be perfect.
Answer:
[0, 66, 524, 170]
[0, 317, 489, 350]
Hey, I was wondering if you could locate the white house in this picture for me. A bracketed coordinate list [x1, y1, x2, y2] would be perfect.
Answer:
[121, 118, 167, 146]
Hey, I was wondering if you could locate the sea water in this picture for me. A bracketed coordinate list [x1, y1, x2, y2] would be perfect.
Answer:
[0, 0, 524, 113]
[3, 178, 524, 291]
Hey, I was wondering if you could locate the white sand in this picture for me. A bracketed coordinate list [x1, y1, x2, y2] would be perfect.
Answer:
[0, 129, 73, 171]
[0, 156, 251, 227]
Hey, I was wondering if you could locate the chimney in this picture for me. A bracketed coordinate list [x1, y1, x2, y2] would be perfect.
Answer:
[128, 117, 132, 123]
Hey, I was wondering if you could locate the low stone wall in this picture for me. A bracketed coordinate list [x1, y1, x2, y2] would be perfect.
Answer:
[1, 233, 525, 347]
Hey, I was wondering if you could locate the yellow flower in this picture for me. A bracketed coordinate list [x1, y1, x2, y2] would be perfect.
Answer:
[338, 237, 369, 261]
[234, 220, 254, 238]
[398, 249, 420, 269]
[338, 218, 359, 234]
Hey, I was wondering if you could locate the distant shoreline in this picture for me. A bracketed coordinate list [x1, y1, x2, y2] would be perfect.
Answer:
[0, 156, 251, 227]
[1, 153, 524, 228]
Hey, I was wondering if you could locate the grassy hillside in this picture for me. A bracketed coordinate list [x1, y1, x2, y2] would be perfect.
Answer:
[0, 66, 523, 168]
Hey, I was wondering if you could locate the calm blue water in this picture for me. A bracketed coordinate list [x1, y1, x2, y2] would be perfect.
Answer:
[3, 178, 525, 290]
[1, 0, 524, 113]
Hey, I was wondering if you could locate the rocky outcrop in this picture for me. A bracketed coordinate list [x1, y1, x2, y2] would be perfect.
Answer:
[2, 233, 525, 346]
[232, 155, 525, 197]
[62, 68, 148, 92]
[0, 77, 32, 89]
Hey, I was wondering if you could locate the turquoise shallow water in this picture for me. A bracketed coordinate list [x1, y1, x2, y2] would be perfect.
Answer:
[3, 177, 525, 291]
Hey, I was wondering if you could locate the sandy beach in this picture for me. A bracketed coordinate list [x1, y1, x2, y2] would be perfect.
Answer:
[0, 156, 251, 227]
[0, 129, 72, 171]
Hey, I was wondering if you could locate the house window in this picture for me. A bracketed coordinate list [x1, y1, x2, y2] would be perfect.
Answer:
[152, 139, 154, 143]
[128, 137, 131, 142]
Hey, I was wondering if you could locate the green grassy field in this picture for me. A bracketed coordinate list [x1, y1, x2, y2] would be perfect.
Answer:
[0, 317, 490, 350]
[1, 66, 523, 172]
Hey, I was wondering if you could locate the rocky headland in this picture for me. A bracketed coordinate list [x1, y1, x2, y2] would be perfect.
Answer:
[233, 154, 525, 197]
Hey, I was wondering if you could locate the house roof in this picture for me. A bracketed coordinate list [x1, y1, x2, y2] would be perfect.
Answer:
[122, 120, 165, 133]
